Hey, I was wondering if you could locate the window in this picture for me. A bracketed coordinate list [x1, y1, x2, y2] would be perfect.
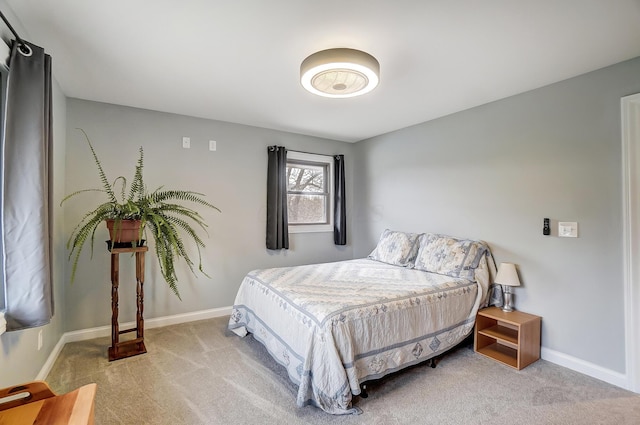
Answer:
[286, 151, 334, 233]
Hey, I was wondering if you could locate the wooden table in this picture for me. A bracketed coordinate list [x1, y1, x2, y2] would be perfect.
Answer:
[0, 383, 96, 425]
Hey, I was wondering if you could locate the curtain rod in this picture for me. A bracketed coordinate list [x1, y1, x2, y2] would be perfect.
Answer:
[0, 9, 28, 53]
[288, 149, 337, 158]
[269, 146, 342, 159]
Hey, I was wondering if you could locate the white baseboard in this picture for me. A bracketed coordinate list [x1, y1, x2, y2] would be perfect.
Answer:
[37, 306, 232, 380]
[36, 334, 67, 381]
[37, 308, 634, 394]
[541, 347, 631, 391]
[63, 306, 232, 343]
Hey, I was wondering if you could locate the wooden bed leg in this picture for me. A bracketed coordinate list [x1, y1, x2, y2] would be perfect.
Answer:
[360, 384, 368, 398]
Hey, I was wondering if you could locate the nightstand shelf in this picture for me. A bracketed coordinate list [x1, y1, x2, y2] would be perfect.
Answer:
[477, 342, 518, 368]
[474, 307, 541, 370]
[478, 324, 518, 347]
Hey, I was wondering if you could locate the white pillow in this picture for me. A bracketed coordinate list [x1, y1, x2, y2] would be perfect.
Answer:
[368, 229, 422, 268]
[414, 233, 487, 280]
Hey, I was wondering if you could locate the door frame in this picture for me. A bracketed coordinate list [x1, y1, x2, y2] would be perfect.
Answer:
[622, 93, 640, 393]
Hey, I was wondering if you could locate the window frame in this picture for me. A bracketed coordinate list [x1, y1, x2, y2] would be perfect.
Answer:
[286, 151, 334, 234]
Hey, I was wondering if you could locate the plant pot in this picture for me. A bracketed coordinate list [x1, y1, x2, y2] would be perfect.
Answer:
[106, 219, 142, 244]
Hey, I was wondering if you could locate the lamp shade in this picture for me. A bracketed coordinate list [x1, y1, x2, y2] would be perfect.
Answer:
[495, 263, 521, 287]
[300, 48, 379, 98]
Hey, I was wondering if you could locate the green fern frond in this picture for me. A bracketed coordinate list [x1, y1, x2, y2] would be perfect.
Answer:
[60, 188, 106, 206]
[129, 146, 145, 202]
[147, 189, 221, 212]
[112, 176, 127, 203]
[76, 128, 118, 204]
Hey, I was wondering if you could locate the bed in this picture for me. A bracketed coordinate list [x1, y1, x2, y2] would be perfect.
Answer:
[228, 230, 496, 415]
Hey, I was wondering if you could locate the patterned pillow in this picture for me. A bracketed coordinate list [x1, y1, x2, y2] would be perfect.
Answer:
[414, 233, 487, 280]
[368, 229, 422, 268]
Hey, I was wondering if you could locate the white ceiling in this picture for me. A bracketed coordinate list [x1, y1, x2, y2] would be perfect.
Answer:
[5, 0, 640, 142]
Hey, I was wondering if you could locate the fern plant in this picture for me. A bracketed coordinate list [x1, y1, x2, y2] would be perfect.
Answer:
[61, 129, 220, 299]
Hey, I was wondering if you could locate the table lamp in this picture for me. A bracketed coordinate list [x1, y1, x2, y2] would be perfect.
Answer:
[495, 262, 521, 312]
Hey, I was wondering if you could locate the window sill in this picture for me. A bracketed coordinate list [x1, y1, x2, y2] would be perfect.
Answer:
[289, 224, 332, 234]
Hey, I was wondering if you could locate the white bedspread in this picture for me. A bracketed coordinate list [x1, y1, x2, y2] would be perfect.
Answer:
[228, 256, 492, 415]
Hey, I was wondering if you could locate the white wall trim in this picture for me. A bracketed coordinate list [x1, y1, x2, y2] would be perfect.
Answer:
[63, 306, 232, 344]
[622, 93, 640, 393]
[36, 306, 232, 380]
[35, 333, 67, 381]
[35, 305, 635, 392]
[541, 347, 629, 390]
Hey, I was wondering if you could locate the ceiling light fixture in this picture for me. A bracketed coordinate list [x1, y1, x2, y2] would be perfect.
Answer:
[300, 48, 380, 98]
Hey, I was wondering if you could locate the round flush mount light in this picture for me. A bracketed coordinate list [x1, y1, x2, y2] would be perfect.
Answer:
[300, 48, 380, 98]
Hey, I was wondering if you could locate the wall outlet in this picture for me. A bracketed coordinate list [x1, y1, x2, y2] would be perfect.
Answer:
[209, 140, 217, 151]
[38, 330, 43, 350]
[182, 137, 190, 149]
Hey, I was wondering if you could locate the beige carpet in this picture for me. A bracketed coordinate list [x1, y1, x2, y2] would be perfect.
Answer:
[46, 316, 640, 424]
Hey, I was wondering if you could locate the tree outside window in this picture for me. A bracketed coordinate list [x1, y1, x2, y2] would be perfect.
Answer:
[286, 151, 333, 233]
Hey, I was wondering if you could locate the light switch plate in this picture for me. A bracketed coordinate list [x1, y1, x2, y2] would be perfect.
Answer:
[558, 222, 578, 238]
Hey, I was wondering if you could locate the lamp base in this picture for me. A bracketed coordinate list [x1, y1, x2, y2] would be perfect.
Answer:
[501, 289, 514, 312]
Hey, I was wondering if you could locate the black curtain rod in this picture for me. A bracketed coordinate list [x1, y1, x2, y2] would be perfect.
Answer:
[288, 149, 337, 158]
[269, 146, 341, 159]
[0, 9, 27, 49]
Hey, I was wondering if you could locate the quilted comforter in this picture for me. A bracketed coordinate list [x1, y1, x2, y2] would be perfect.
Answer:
[228, 256, 492, 414]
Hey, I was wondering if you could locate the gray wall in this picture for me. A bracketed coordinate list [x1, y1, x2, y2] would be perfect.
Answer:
[64, 99, 354, 331]
[352, 57, 640, 373]
[2, 37, 636, 384]
[0, 79, 67, 388]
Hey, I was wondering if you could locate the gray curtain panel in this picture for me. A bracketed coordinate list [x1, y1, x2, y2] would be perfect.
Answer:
[1, 40, 53, 331]
[334, 154, 346, 245]
[266, 146, 289, 250]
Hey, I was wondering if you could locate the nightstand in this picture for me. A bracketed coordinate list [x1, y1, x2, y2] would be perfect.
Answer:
[474, 306, 541, 370]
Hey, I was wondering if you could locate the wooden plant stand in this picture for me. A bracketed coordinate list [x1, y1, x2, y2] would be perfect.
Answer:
[108, 245, 148, 361]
